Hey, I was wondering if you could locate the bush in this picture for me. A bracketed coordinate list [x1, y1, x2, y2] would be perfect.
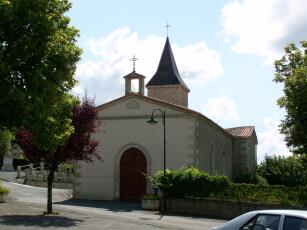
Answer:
[256, 174, 269, 186]
[151, 169, 174, 192]
[152, 166, 231, 198]
[151, 166, 307, 206]
[13, 158, 30, 170]
[0, 129, 11, 159]
[235, 171, 268, 186]
[258, 154, 307, 186]
[0, 184, 9, 196]
[60, 162, 74, 173]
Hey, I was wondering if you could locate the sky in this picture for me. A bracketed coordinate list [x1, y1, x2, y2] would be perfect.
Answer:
[68, 0, 307, 163]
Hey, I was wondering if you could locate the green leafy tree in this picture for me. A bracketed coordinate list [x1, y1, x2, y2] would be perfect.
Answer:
[257, 154, 307, 186]
[274, 41, 307, 155]
[0, 0, 82, 130]
[17, 96, 100, 214]
[0, 129, 11, 158]
[0, 0, 84, 214]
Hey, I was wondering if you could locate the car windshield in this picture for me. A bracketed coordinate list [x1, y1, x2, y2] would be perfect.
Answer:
[240, 214, 280, 230]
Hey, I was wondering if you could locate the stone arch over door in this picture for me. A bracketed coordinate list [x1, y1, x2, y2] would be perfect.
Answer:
[119, 147, 147, 200]
[114, 143, 152, 200]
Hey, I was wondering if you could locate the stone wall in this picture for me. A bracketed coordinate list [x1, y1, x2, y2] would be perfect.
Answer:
[196, 118, 233, 179]
[147, 85, 189, 107]
[232, 134, 257, 179]
[26, 181, 72, 189]
[165, 198, 306, 219]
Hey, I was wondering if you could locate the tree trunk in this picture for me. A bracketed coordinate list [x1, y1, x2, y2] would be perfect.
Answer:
[47, 167, 55, 214]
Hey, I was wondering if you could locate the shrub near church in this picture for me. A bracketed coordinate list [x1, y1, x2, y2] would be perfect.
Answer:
[152, 166, 231, 198]
[152, 166, 307, 207]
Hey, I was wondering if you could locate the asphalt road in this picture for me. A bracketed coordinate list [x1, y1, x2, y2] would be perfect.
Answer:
[0, 180, 226, 230]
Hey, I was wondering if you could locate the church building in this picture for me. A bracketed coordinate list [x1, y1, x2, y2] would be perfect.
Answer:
[73, 37, 258, 200]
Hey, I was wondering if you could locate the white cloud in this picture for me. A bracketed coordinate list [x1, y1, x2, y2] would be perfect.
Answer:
[173, 43, 223, 85]
[202, 96, 239, 123]
[257, 117, 291, 163]
[74, 27, 223, 105]
[221, 0, 307, 64]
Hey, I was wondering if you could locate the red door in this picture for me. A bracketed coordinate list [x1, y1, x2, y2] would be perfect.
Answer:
[120, 148, 147, 200]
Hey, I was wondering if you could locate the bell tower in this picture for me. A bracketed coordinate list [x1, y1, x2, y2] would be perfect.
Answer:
[146, 37, 190, 107]
[124, 55, 145, 95]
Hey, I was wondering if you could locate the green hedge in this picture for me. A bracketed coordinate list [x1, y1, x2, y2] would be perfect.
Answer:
[225, 183, 307, 206]
[152, 166, 307, 206]
[152, 166, 231, 198]
[234, 171, 268, 185]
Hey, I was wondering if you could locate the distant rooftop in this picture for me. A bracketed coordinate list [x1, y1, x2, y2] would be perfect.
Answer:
[225, 126, 255, 138]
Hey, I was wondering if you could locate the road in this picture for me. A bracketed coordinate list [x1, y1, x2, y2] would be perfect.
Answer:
[0, 180, 226, 230]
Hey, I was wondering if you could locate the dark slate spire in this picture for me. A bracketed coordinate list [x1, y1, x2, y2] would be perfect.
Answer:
[146, 37, 189, 91]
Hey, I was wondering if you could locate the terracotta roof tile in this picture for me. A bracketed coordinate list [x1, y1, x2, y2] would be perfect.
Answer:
[225, 126, 255, 138]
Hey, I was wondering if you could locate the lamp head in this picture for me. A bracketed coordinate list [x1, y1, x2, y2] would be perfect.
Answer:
[147, 116, 158, 124]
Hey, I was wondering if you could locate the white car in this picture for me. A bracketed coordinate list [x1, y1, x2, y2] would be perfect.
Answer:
[212, 210, 307, 230]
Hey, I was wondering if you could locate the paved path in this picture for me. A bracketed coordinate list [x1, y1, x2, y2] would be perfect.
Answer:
[0, 180, 226, 229]
[0, 171, 18, 183]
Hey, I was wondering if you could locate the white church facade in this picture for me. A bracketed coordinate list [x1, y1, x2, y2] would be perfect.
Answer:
[73, 37, 258, 200]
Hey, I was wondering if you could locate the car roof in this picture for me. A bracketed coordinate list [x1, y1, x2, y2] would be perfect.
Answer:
[216, 209, 307, 229]
[213, 210, 307, 230]
[255, 210, 307, 218]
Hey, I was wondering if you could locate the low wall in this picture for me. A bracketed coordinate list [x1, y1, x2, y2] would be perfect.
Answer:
[26, 181, 72, 189]
[166, 198, 307, 219]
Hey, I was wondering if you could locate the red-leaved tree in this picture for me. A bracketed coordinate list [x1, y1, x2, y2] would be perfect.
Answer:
[16, 96, 100, 213]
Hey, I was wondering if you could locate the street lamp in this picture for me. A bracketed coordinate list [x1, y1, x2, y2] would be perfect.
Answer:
[147, 108, 166, 213]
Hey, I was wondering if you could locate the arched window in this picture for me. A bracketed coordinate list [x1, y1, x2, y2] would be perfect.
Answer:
[222, 148, 226, 175]
[210, 143, 214, 174]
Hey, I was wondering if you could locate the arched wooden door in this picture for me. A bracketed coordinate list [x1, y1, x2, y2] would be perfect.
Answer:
[120, 148, 147, 200]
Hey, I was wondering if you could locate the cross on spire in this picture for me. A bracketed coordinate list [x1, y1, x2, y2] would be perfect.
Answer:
[165, 22, 171, 37]
[129, 55, 138, 72]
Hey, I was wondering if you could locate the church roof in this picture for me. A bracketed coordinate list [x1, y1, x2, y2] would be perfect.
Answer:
[225, 126, 255, 139]
[123, 71, 145, 79]
[96, 93, 233, 138]
[146, 37, 189, 91]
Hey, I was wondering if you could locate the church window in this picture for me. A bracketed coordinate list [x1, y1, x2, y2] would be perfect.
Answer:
[240, 142, 248, 171]
[222, 148, 226, 175]
[255, 145, 257, 162]
[210, 143, 214, 174]
[131, 79, 139, 93]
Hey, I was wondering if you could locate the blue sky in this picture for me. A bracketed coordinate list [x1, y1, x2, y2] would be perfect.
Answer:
[68, 0, 307, 162]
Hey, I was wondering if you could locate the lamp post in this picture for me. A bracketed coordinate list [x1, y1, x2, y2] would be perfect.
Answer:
[147, 108, 166, 213]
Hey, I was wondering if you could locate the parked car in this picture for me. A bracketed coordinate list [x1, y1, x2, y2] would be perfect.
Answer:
[212, 210, 307, 230]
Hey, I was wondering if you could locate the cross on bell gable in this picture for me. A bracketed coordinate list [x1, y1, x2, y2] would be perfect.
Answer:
[129, 55, 138, 72]
[165, 22, 171, 37]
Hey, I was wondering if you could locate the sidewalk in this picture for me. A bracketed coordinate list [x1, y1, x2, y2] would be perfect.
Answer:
[0, 171, 19, 183]
[0, 200, 225, 230]
[0, 179, 226, 229]
[56, 201, 225, 230]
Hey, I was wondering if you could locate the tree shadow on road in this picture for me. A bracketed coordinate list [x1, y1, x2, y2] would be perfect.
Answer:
[0, 215, 83, 228]
[55, 198, 142, 213]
